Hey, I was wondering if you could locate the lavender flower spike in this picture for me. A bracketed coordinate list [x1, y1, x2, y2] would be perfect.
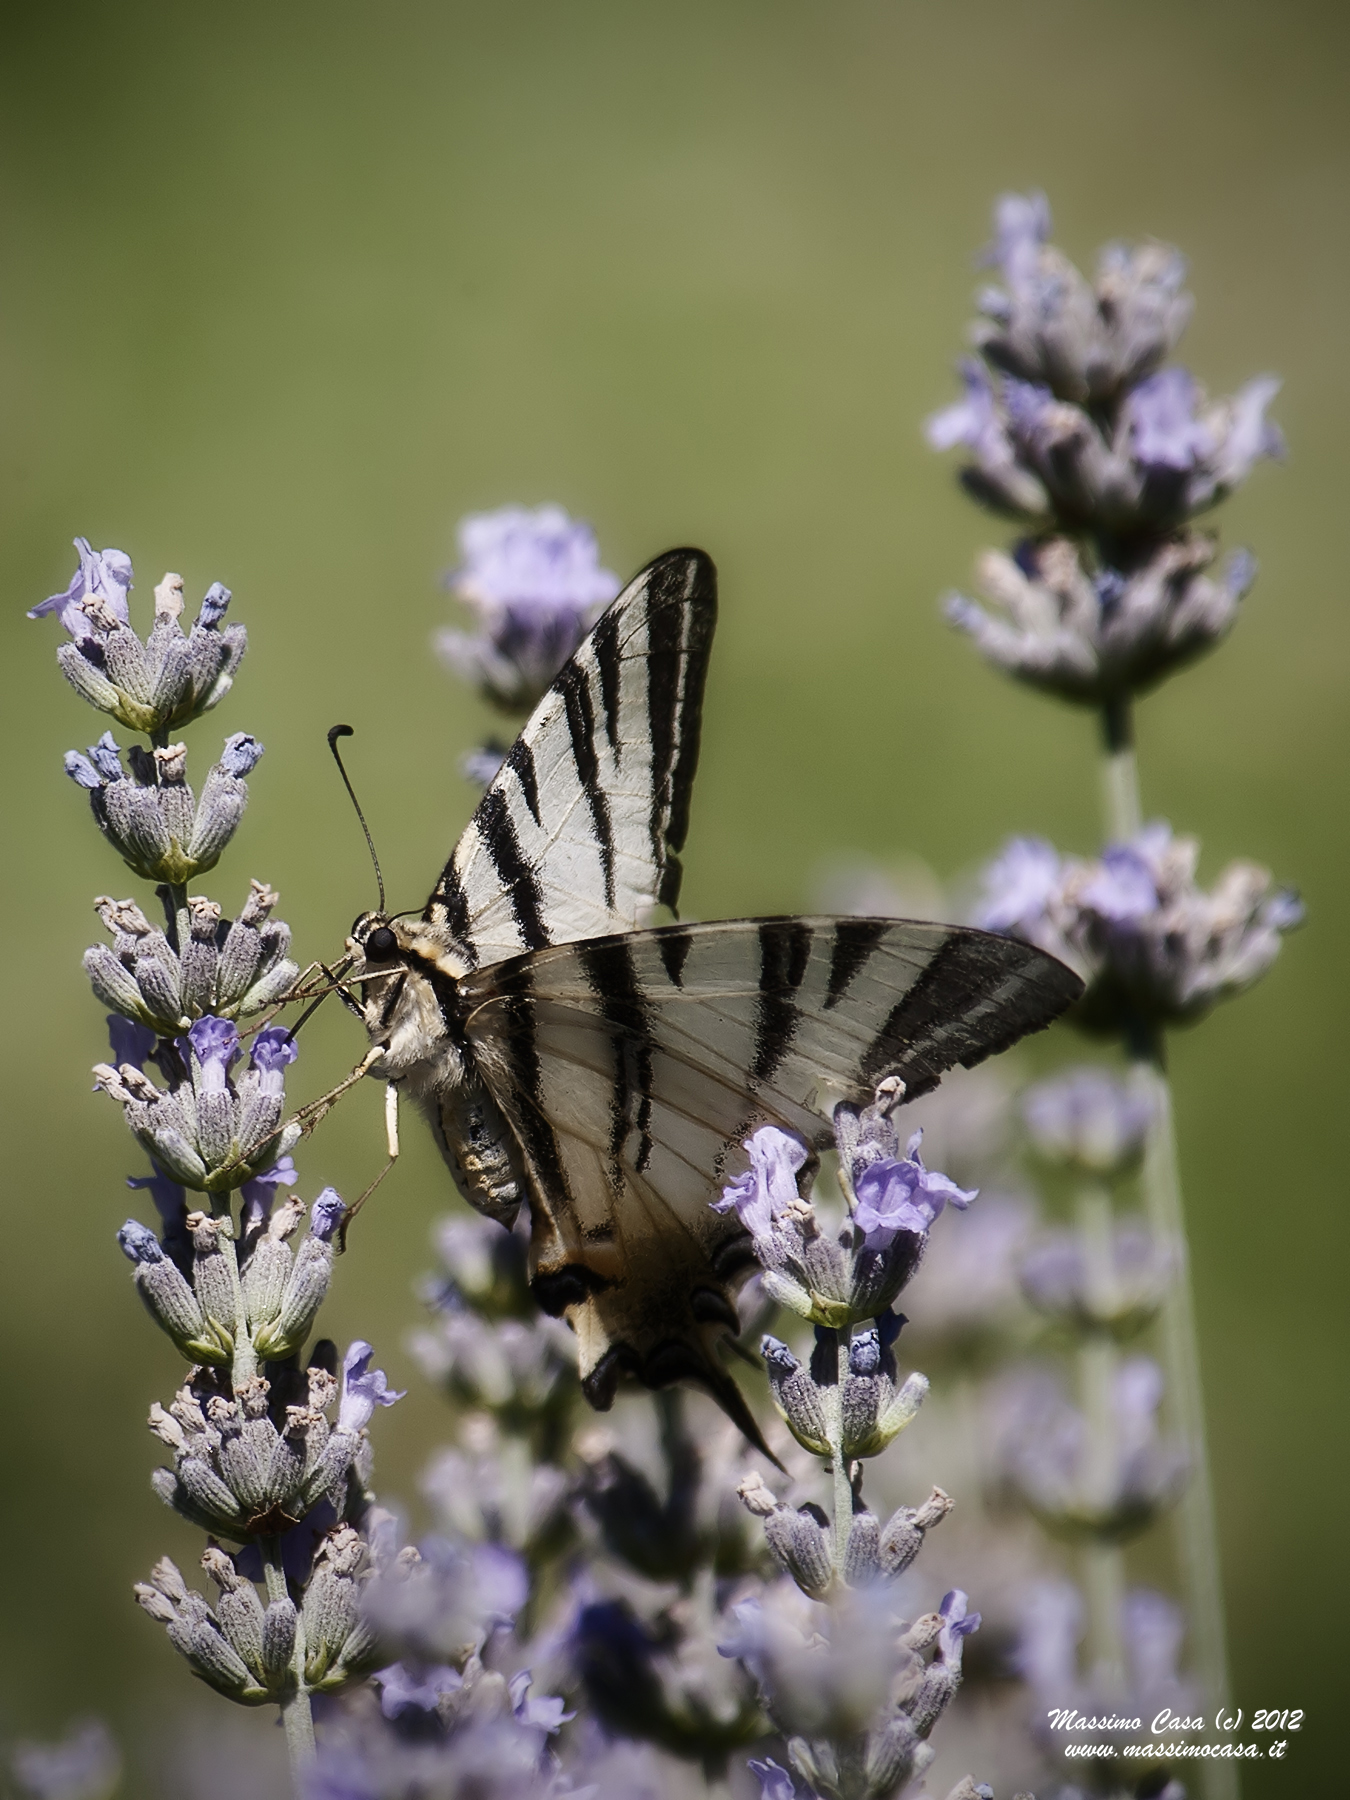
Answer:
[1021, 1065, 1154, 1176]
[84, 881, 299, 1036]
[96, 1009, 300, 1192]
[338, 1340, 406, 1435]
[31, 541, 246, 733]
[436, 504, 621, 712]
[67, 733, 264, 885]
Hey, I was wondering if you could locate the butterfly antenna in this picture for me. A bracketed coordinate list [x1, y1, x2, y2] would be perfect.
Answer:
[327, 724, 386, 913]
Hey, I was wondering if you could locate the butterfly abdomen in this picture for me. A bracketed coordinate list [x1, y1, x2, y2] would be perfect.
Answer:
[422, 1059, 525, 1229]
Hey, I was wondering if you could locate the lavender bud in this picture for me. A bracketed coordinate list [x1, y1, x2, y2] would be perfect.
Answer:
[260, 1598, 298, 1685]
[862, 1709, 927, 1796]
[202, 1546, 267, 1680]
[762, 1503, 835, 1600]
[118, 1218, 227, 1364]
[879, 1488, 953, 1577]
[843, 1507, 881, 1585]
[302, 1525, 376, 1687]
[188, 1212, 240, 1343]
[761, 1335, 831, 1456]
[240, 1196, 304, 1332]
[253, 1191, 342, 1359]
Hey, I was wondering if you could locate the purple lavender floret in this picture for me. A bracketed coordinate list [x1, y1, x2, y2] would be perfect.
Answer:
[28, 538, 133, 637]
[186, 1015, 240, 1089]
[715, 1098, 976, 1329]
[936, 1588, 982, 1660]
[310, 1187, 348, 1244]
[338, 1341, 406, 1435]
[238, 1153, 298, 1235]
[851, 1131, 977, 1250]
[248, 1024, 298, 1096]
[435, 505, 621, 712]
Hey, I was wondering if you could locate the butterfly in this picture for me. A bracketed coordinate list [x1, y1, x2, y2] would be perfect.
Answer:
[346, 548, 1081, 1441]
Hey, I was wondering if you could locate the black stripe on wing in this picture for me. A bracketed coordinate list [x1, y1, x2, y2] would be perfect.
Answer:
[644, 552, 716, 913]
[474, 786, 550, 952]
[824, 917, 890, 1010]
[751, 919, 813, 1086]
[855, 924, 1083, 1096]
[559, 661, 616, 912]
[576, 935, 658, 1183]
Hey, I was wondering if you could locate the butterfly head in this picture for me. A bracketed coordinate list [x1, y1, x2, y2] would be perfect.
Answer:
[350, 911, 401, 965]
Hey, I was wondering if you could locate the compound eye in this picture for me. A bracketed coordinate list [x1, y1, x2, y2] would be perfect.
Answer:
[365, 926, 398, 962]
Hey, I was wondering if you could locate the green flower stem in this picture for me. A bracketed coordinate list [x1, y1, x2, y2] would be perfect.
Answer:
[1138, 1050, 1236, 1800]
[1076, 1180, 1126, 1692]
[1100, 707, 1236, 1800]
[830, 1333, 853, 1576]
[161, 879, 189, 956]
[1100, 697, 1142, 840]
[218, 1209, 257, 1389]
[263, 1536, 316, 1789]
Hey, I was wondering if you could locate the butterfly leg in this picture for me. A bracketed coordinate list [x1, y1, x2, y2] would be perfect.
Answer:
[385, 1079, 401, 1160]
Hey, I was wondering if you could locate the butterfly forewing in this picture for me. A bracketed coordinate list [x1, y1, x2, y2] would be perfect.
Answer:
[426, 548, 716, 969]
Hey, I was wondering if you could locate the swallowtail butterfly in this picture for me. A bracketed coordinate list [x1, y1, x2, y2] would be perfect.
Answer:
[348, 549, 1081, 1438]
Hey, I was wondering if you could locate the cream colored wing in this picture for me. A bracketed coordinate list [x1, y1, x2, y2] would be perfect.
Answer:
[460, 916, 1081, 1436]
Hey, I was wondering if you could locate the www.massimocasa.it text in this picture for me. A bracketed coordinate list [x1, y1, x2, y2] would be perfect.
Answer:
[1048, 1706, 1304, 1763]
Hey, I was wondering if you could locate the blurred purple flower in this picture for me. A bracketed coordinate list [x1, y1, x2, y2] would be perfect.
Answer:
[10, 1717, 120, 1800]
[945, 532, 1253, 707]
[974, 822, 1302, 1030]
[990, 1357, 1186, 1537]
[1127, 367, 1214, 470]
[1020, 1216, 1174, 1332]
[1022, 1065, 1154, 1174]
[107, 1014, 157, 1071]
[436, 505, 621, 712]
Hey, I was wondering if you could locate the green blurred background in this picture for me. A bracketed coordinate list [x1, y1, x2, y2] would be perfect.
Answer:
[1, 0, 1343, 1791]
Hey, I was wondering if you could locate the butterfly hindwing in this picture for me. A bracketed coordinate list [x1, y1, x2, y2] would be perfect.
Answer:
[425, 548, 716, 969]
[459, 917, 1082, 1413]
